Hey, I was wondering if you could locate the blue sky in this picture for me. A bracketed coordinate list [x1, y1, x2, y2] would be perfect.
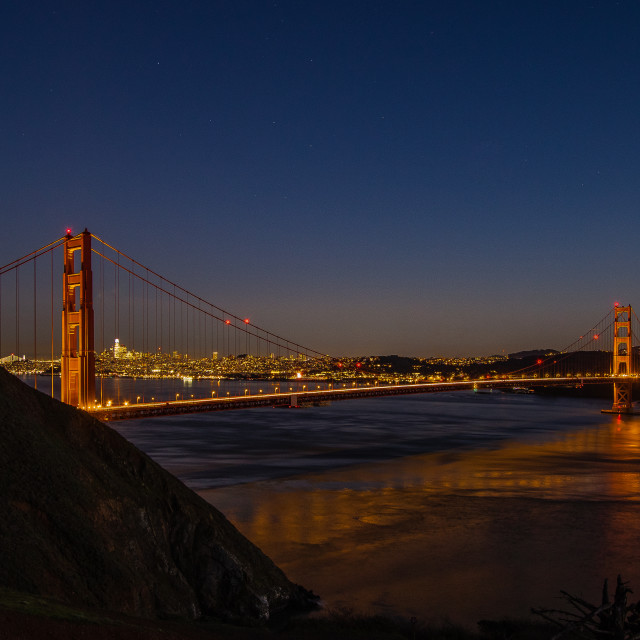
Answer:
[2, 1, 640, 356]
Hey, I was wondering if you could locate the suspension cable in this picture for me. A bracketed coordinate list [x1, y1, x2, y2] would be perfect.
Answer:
[90, 234, 328, 360]
[508, 308, 615, 377]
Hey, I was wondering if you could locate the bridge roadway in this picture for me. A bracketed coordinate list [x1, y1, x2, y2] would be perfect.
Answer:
[86, 375, 629, 421]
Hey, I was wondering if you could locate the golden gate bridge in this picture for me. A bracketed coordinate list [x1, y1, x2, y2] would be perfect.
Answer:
[0, 229, 638, 420]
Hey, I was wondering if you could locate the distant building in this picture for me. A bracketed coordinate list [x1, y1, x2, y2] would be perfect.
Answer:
[113, 339, 127, 359]
[0, 354, 23, 364]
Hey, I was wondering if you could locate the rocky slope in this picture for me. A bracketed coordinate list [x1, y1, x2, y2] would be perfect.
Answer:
[0, 368, 315, 622]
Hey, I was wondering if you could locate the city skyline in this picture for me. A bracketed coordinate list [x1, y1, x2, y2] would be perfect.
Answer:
[3, 2, 640, 357]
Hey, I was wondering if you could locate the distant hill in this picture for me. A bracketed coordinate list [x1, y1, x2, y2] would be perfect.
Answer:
[0, 367, 315, 623]
[508, 349, 560, 359]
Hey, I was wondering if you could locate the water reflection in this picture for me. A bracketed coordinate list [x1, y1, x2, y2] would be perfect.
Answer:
[201, 415, 640, 626]
[18, 374, 331, 406]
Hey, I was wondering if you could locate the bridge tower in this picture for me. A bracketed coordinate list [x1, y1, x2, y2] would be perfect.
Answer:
[61, 229, 95, 408]
[611, 304, 633, 413]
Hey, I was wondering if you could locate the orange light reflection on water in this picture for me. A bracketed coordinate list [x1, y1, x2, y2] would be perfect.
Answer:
[200, 417, 640, 626]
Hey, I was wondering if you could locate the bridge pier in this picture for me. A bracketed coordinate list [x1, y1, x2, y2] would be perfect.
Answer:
[61, 229, 95, 408]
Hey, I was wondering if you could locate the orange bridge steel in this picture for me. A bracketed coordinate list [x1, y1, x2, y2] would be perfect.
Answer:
[61, 230, 95, 408]
[86, 377, 635, 421]
[59, 231, 635, 418]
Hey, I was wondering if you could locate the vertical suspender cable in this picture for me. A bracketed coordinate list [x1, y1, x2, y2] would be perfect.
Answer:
[0, 271, 3, 359]
[146, 268, 150, 357]
[100, 252, 104, 405]
[33, 258, 37, 390]
[115, 253, 119, 345]
[16, 268, 19, 358]
[128, 264, 132, 352]
[172, 284, 176, 359]
[50, 248, 54, 398]
[130, 260, 135, 401]
[141, 268, 145, 355]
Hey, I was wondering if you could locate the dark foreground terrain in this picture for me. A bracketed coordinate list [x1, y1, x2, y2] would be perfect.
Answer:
[0, 585, 560, 640]
[0, 367, 314, 626]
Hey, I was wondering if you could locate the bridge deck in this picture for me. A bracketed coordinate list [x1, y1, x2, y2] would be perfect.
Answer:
[86, 376, 625, 421]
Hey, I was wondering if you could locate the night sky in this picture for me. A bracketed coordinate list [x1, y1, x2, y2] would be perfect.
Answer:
[3, 1, 640, 357]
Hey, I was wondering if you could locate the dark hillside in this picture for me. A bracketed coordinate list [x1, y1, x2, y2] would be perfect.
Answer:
[0, 367, 314, 623]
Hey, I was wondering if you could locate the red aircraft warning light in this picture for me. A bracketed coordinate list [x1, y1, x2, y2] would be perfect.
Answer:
[244, 318, 250, 324]
[225, 319, 231, 325]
